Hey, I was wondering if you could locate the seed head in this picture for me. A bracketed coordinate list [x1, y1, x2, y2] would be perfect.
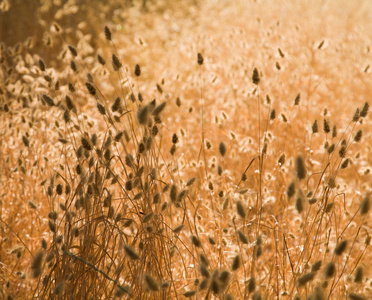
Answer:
[85, 82, 96, 96]
[145, 274, 159, 291]
[312, 120, 318, 134]
[334, 240, 348, 255]
[172, 133, 178, 144]
[183, 291, 197, 298]
[354, 266, 363, 283]
[296, 156, 306, 180]
[324, 261, 336, 278]
[170, 184, 177, 202]
[339, 145, 346, 158]
[22, 136, 30, 147]
[294, 93, 300, 105]
[137, 105, 149, 125]
[42, 94, 55, 106]
[278, 48, 285, 57]
[68, 45, 77, 57]
[219, 142, 227, 157]
[360, 102, 369, 117]
[360, 195, 370, 215]
[152, 101, 166, 115]
[97, 103, 106, 115]
[278, 153, 285, 165]
[341, 158, 349, 169]
[332, 125, 337, 138]
[112, 54, 122, 70]
[237, 230, 248, 244]
[191, 235, 202, 247]
[56, 184, 63, 195]
[236, 200, 246, 218]
[31, 251, 44, 277]
[231, 254, 241, 271]
[135, 64, 141, 76]
[298, 272, 316, 286]
[248, 277, 256, 293]
[110, 97, 121, 112]
[124, 245, 139, 260]
[311, 260, 322, 272]
[354, 130, 362, 142]
[270, 109, 276, 120]
[327, 143, 335, 154]
[81, 136, 92, 151]
[287, 181, 295, 198]
[295, 190, 304, 213]
[197, 53, 204, 65]
[104, 26, 111, 40]
[323, 119, 330, 133]
[97, 54, 105, 65]
[39, 59, 46, 71]
[252, 67, 260, 85]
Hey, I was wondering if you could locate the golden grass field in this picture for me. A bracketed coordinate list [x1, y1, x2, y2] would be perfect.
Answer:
[0, 0, 371, 299]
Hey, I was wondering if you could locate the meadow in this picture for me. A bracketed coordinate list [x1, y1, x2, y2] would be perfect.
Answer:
[0, 0, 371, 299]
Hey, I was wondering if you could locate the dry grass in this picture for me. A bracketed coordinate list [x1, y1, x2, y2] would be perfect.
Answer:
[0, 0, 371, 299]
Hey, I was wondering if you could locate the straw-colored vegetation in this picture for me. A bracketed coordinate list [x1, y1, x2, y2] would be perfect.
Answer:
[0, 0, 371, 299]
